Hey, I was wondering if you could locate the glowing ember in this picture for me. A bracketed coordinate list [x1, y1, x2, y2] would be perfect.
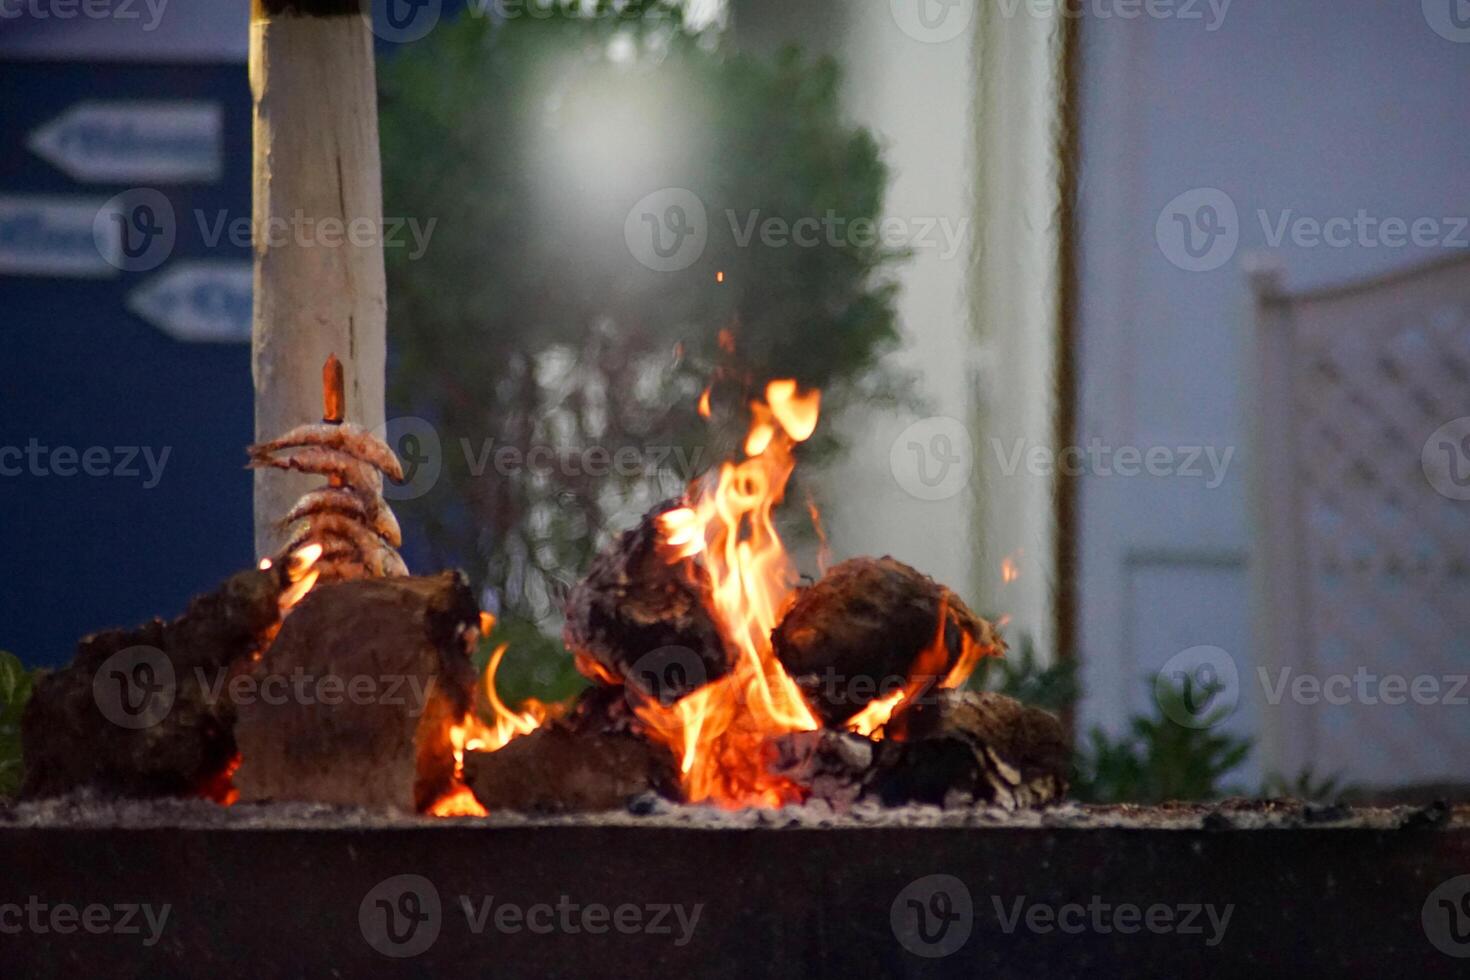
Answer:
[1002, 550, 1021, 585]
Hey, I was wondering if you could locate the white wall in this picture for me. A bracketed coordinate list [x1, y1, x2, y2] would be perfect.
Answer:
[731, 0, 986, 611]
[816, 4, 983, 611]
[1075, 0, 1470, 785]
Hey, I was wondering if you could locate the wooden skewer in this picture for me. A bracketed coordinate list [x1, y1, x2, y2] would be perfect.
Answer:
[323, 353, 345, 485]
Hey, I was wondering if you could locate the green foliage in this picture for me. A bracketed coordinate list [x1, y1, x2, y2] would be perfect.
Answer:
[473, 616, 588, 709]
[972, 634, 1078, 715]
[1070, 683, 1254, 804]
[1261, 768, 1353, 804]
[378, 1, 904, 645]
[0, 651, 36, 798]
[975, 638, 1256, 803]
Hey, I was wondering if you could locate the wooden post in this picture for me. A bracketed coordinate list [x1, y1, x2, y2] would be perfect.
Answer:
[250, 0, 387, 558]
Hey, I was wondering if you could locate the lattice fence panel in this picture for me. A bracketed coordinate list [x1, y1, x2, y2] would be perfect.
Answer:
[1274, 259, 1470, 785]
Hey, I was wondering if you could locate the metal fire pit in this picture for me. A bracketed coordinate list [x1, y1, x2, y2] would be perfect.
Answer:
[2, 798, 1467, 977]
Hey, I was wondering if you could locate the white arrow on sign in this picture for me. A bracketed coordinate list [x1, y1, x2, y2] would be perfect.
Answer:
[127, 260, 252, 343]
[27, 101, 223, 184]
[0, 195, 119, 278]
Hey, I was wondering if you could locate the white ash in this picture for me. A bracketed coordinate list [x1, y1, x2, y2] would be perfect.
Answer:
[1, 792, 1463, 832]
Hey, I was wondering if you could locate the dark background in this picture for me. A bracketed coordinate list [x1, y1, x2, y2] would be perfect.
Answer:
[0, 61, 255, 666]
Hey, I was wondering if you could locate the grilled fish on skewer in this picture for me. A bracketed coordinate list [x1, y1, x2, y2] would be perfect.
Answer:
[367, 545, 409, 578]
[248, 445, 385, 494]
[250, 354, 409, 585]
[248, 422, 405, 482]
[284, 512, 398, 566]
[280, 486, 403, 547]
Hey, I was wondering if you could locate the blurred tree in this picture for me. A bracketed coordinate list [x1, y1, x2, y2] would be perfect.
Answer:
[379, 0, 904, 685]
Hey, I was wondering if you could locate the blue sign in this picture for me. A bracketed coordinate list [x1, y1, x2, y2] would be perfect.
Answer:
[0, 194, 118, 277]
[128, 260, 253, 343]
[28, 100, 223, 184]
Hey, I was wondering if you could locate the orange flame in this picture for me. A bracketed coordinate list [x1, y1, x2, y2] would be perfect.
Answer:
[847, 688, 905, 738]
[279, 543, 323, 612]
[425, 376, 1001, 814]
[805, 493, 830, 576]
[254, 543, 323, 659]
[430, 616, 550, 816]
[472, 643, 550, 752]
[847, 604, 997, 738]
[634, 380, 822, 807]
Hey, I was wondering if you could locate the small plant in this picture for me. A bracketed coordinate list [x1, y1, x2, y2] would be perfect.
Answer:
[1070, 682, 1254, 804]
[975, 637, 1257, 803]
[0, 651, 36, 799]
[972, 634, 1078, 715]
[1262, 768, 1353, 804]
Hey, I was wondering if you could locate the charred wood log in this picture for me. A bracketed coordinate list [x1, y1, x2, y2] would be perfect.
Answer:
[563, 500, 735, 704]
[868, 689, 1069, 810]
[772, 557, 999, 726]
[20, 566, 289, 800]
[463, 723, 680, 814]
[561, 683, 642, 738]
[764, 730, 876, 812]
[233, 572, 479, 813]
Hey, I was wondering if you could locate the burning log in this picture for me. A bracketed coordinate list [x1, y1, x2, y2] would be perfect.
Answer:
[463, 722, 680, 815]
[460, 684, 679, 814]
[20, 565, 290, 800]
[563, 500, 736, 704]
[764, 730, 876, 812]
[771, 556, 1000, 726]
[561, 682, 643, 738]
[867, 689, 1069, 810]
[233, 571, 479, 812]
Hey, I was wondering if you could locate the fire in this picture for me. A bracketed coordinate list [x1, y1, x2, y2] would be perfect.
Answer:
[633, 380, 823, 807]
[805, 493, 830, 575]
[847, 689, 904, 738]
[253, 543, 323, 660]
[429, 614, 550, 816]
[258, 541, 323, 615]
[427, 377, 996, 814]
[844, 598, 992, 737]
[279, 543, 323, 612]
[465, 642, 550, 753]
